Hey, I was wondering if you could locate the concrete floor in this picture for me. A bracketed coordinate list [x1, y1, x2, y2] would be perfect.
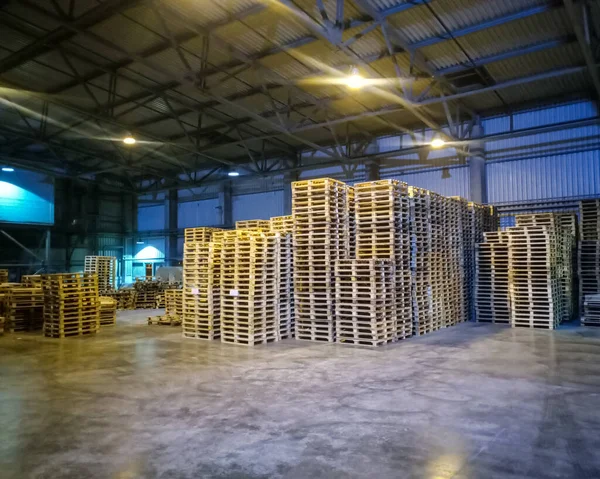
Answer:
[1, 312, 600, 479]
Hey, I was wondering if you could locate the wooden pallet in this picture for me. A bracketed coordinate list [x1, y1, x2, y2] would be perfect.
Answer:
[235, 219, 270, 231]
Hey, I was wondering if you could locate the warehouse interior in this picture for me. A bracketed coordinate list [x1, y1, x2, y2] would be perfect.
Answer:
[1, 0, 600, 477]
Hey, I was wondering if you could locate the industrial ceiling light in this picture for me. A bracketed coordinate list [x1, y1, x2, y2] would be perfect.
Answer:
[136, 239, 145, 245]
[346, 67, 365, 89]
[123, 135, 136, 145]
[430, 134, 445, 149]
[228, 170, 240, 177]
[1, 167, 14, 172]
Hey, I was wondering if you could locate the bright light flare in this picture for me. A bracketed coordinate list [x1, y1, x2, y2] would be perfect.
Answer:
[123, 136, 136, 145]
[346, 73, 366, 89]
[431, 138, 446, 149]
[228, 171, 240, 177]
[1, 167, 15, 172]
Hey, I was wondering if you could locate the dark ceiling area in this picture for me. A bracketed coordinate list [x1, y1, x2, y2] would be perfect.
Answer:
[0, 0, 598, 191]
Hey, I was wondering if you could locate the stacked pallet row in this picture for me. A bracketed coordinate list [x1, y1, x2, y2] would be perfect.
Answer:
[293, 179, 349, 342]
[508, 226, 563, 329]
[84, 256, 116, 294]
[475, 231, 511, 324]
[583, 294, 600, 326]
[235, 219, 270, 231]
[515, 213, 575, 322]
[22, 275, 42, 287]
[107, 290, 136, 310]
[182, 242, 221, 340]
[184, 227, 221, 243]
[41, 273, 100, 338]
[165, 289, 183, 318]
[220, 231, 278, 345]
[276, 233, 294, 339]
[409, 187, 433, 335]
[269, 215, 293, 233]
[133, 279, 162, 308]
[354, 180, 411, 341]
[579, 200, 600, 323]
[4, 286, 44, 332]
[335, 259, 396, 345]
[99, 297, 117, 326]
[0, 269, 8, 284]
[347, 186, 355, 259]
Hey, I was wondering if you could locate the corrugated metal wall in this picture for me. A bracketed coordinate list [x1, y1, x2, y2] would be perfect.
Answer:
[137, 204, 165, 231]
[381, 166, 471, 198]
[178, 198, 222, 228]
[232, 190, 284, 222]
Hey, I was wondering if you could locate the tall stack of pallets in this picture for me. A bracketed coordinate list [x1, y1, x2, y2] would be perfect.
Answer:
[165, 289, 183, 319]
[335, 259, 396, 346]
[293, 178, 349, 342]
[354, 180, 411, 341]
[235, 219, 270, 231]
[182, 241, 221, 340]
[347, 185, 356, 258]
[269, 215, 293, 233]
[84, 256, 116, 293]
[0, 269, 8, 284]
[4, 286, 44, 332]
[508, 226, 563, 329]
[515, 213, 575, 322]
[276, 233, 294, 339]
[475, 231, 511, 324]
[41, 273, 100, 338]
[578, 200, 600, 315]
[409, 186, 433, 335]
[220, 230, 278, 345]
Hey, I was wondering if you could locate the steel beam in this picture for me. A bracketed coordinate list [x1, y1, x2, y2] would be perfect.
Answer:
[0, 0, 150, 74]
[563, 0, 600, 101]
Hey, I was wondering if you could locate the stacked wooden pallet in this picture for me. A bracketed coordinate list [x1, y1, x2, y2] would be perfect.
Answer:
[508, 226, 563, 329]
[184, 227, 221, 243]
[269, 215, 293, 233]
[106, 290, 136, 310]
[580, 199, 600, 240]
[276, 233, 294, 339]
[235, 219, 270, 230]
[220, 231, 278, 345]
[335, 259, 396, 346]
[182, 241, 221, 340]
[84, 256, 116, 293]
[515, 213, 575, 322]
[354, 179, 411, 340]
[133, 279, 162, 308]
[165, 289, 183, 318]
[409, 186, 433, 335]
[21, 275, 42, 287]
[347, 185, 355, 259]
[0, 269, 8, 284]
[293, 178, 349, 342]
[578, 200, 600, 311]
[41, 273, 100, 338]
[4, 286, 44, 332]
[583, 294, 600, 326]
[99, 296, 117, 326]
[475, 231, 511, 324]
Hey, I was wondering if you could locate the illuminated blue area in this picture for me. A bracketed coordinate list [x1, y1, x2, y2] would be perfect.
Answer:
[0, 170, 54, 225]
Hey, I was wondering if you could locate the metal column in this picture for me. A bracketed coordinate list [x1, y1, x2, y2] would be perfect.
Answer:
[469, 124, 487, 203]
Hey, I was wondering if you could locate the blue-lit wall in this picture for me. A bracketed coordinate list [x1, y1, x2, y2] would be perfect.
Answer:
[0, 169, 54, 225]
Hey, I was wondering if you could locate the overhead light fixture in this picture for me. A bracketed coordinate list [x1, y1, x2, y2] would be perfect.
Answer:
[228, 170, 240, 177]
[441, 167, 451, 179]
[136, 239, 145, 245]
[431, 135, 445, 149]
[123, 135, 136, 145]
[1, 167, 14, 172]
[346, 67, 365, 89]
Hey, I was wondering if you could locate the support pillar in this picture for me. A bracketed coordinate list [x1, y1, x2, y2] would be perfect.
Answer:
[219, 181, 233, 228]
[367, 159, 380, 181]
[468, 124, 486, 204]
[166, 189, 178, 266]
